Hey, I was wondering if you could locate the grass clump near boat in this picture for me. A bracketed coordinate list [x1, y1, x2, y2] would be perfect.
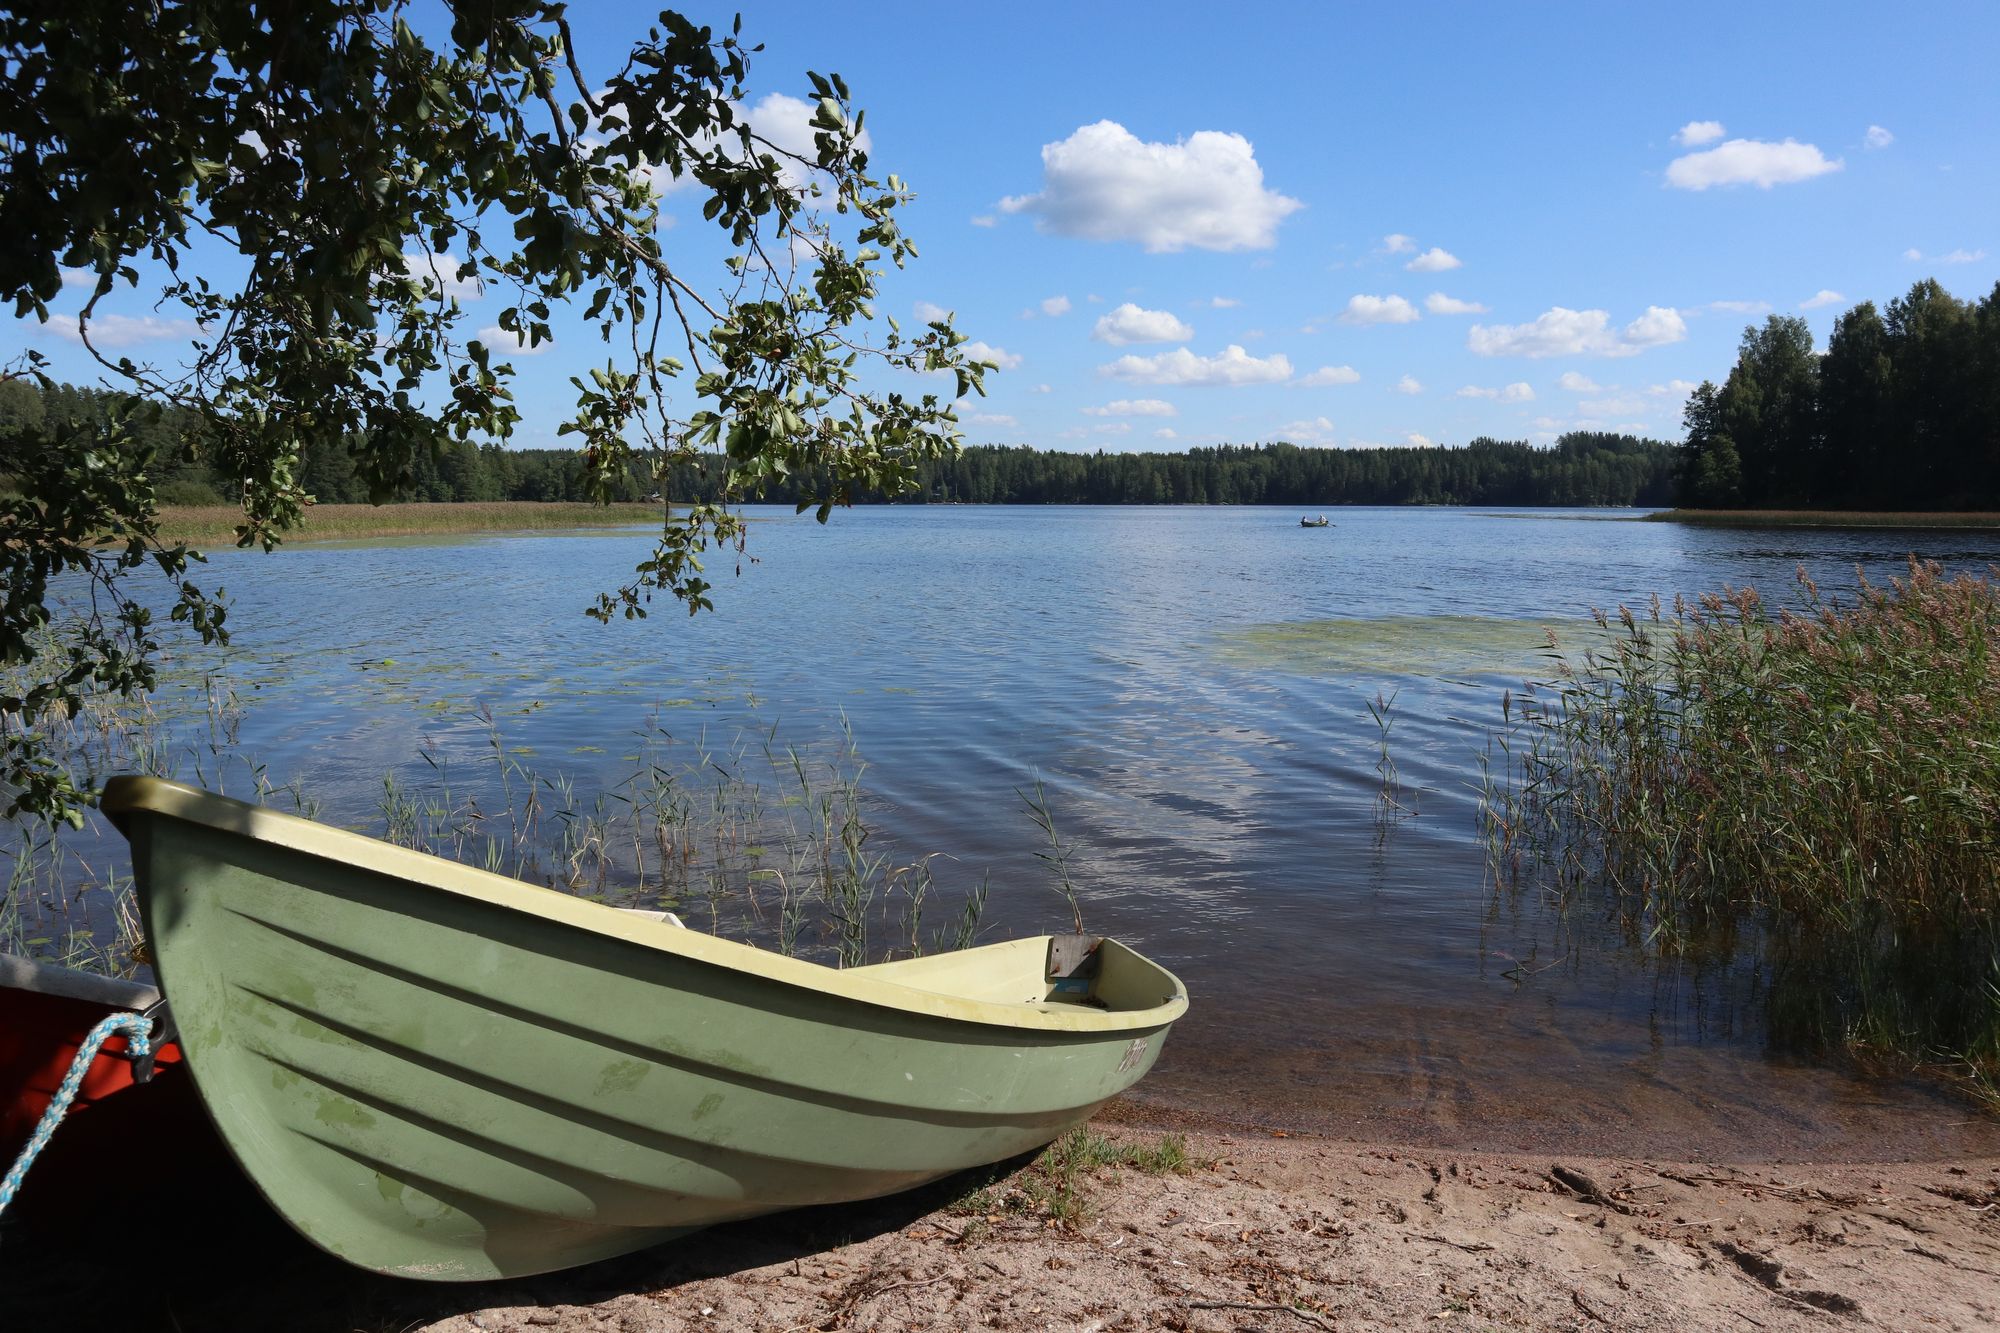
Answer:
[951, 1128, 1201, 1231]
[1487, 559, 2000, 1099]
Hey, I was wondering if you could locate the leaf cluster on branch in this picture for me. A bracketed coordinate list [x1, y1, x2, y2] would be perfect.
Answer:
[0, 1, 984, 823]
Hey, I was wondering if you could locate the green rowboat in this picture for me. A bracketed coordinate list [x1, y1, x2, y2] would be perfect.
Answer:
[103, 777, 1187, 1281]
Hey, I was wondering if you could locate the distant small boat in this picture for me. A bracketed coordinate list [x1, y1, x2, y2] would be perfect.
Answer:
[104, 776, 1189, 1281]
[1300, 515, 1332, 528]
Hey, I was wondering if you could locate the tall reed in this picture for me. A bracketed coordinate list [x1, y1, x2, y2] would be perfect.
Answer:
[3, 652, 1043, 974]
[1487, 560, 2000, 1098]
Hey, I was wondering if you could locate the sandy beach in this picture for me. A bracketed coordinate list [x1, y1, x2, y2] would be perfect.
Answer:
[15, 1107, 1998, 1332]
[412, 1125, 2000, 1333]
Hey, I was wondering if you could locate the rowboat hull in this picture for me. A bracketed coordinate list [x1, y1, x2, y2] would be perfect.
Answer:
[105, 777, 1187, 1281]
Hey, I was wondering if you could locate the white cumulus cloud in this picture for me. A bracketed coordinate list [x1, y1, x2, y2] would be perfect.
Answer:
[1406, 433, 1435, 448]
[1299, 365, 1361, 386]
[629, 93, 873, 200]
[476, 324, 550, 356]
[999, 120, 1302, 252]
[961, 340, 1023, 370]
[1468, 305, 1686, 358]
[1799, 289, 1845, 309]
[1942, 248, 1988, 264]
[1340, 294, 1420, 326]
[1082, 398, 1178, 417]
[1425, 292, 1488, 315]
[1709, 299, 1772, 314]
[53, 313, 201, 347]
[1457, 382, 1535, 402]
[1281, 416, 1338, 443]
[737, 92, 874, 193]
[1622, 306, 1688, 347]
[1040, 295, 1072, 318]
[1674, 120, 1726, 147]
[1205, 296, 1242, 308]
[1381, 233, 1417, 254]
[1091, 302, 1195, 346]
[1558, 372, 1601, 392]
[912, 299, 952, 324]
[403, 250, 482, 300]
[1665, 137, 1843, 190]
[1099, 344, 1292, 386]
[1405, 246, 1461, 273]
[1394, 375, 1424, 395]
[1864, 125, 1894, 150]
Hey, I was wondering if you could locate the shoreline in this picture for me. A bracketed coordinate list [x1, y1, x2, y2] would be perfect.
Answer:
[151, 500, 666, 545]
[22, 1114, 1997, 1331]
[1652, 508, 2000, 530]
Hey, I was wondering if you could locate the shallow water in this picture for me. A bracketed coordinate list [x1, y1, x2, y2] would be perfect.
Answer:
[36, 506, 2000, 1159]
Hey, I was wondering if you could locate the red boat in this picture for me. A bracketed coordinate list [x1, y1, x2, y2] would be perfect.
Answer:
[0, 953, 210, 1220]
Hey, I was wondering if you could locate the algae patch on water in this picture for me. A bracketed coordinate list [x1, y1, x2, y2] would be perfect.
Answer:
[1213, 614, 1599, 679]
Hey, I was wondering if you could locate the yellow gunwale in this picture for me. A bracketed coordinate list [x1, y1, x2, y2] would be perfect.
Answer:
[102, 776, 1187, 1034]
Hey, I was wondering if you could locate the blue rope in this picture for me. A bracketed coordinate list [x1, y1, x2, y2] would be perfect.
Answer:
[0, 1010, 154, 1217]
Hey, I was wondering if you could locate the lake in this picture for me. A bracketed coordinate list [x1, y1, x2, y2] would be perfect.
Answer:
[31, 505, 2000, 1159]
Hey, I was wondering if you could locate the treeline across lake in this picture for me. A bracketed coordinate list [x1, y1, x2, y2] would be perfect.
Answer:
[2, 378, 1675, 510]
[0, 379, 661, 506]
[1682, 277, 2000, 509]
[867, 434, 1675, 506]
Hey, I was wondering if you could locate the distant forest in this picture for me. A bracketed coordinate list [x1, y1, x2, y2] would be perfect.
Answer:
[1682, 278, 2000, 509]
[11, 275, 1997, 517]
[0, 380, 1676, 509]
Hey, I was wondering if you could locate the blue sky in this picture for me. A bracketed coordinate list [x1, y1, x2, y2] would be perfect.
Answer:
[15, 1, 1998, 454]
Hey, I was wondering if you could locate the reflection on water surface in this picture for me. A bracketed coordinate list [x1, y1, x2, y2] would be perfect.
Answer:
[29, 505, 2000, 1160]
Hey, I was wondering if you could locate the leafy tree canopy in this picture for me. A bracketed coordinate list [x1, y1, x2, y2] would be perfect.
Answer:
[0, 1, 984, 823]
[1677, 281, 2000, 510]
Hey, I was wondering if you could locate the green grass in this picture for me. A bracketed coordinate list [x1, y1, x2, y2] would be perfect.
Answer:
[1650, 508, 2000, 529]
[151, 500, 665, 545]
[1486, 560, 2000, 1102]
[949, 1128, 1202, 1229]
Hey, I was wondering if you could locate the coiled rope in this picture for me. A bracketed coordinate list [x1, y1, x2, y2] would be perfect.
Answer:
[0, 1011, 154, 1217]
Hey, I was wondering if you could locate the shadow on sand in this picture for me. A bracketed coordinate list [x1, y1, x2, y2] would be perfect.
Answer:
[6, 1144, 1036, 1332]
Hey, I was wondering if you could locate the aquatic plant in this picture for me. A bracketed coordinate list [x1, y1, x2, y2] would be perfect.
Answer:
[1486, 559, 2000, 1100]
[2, 649, 1027, 974]
[1019, 777, 1085, 936]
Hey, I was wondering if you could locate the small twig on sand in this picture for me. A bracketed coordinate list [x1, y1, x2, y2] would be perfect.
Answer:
[1416, 1234, 1496, 1253]
[1571, 1289, 1609, 1324]
[1185, 1300, 1338, 1331]
[801, 1274, 950, 1331]
[1550, 1164, 1636, 1215]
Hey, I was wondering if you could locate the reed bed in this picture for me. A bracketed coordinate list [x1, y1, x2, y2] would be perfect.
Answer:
[150, 500, 664, 545]
[1485, 559, 2000, 1098]
[1651, 509, 2000, 530]
[3, 653, 1023, 975]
